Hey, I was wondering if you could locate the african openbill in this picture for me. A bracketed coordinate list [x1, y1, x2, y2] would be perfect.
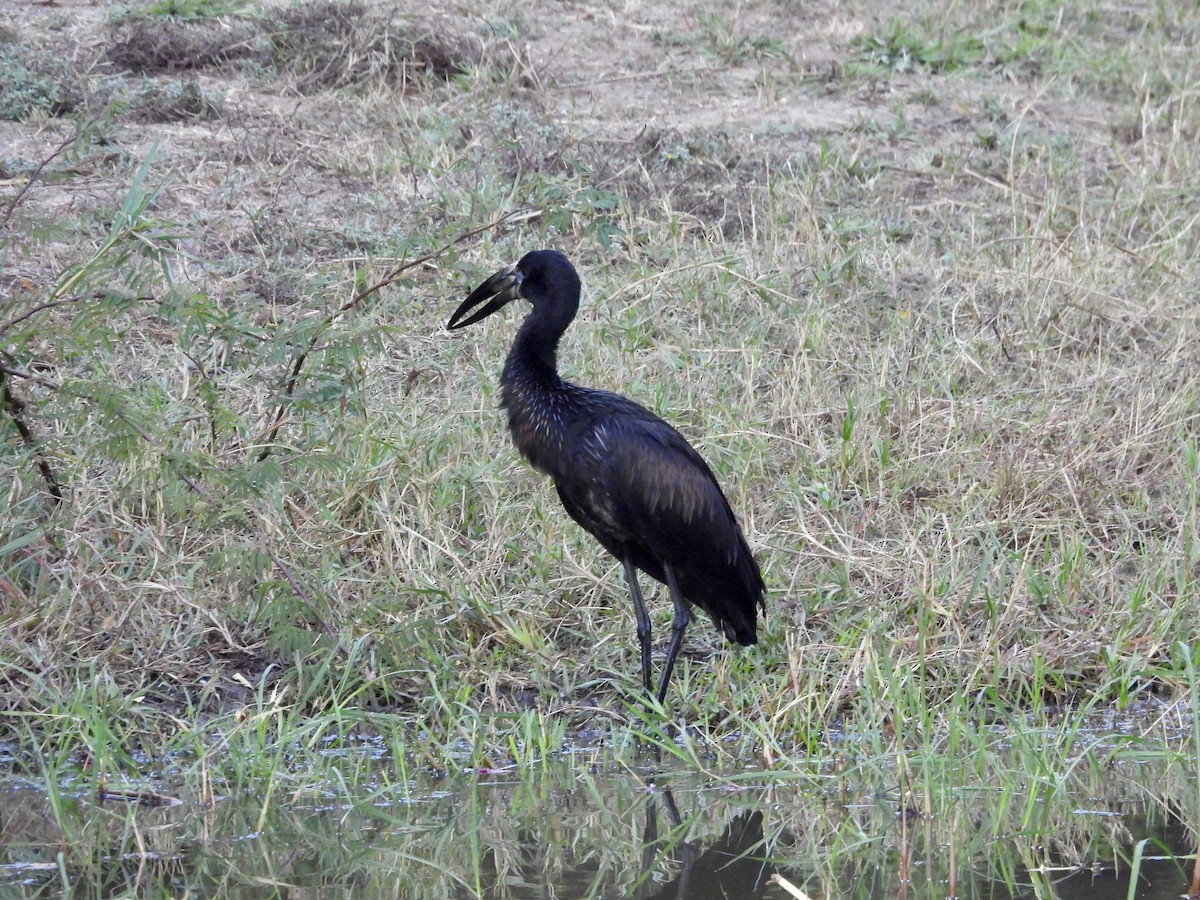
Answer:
[447, 250, 765, 704]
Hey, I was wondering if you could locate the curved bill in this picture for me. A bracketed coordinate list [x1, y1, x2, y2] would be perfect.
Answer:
[447, 266, 522, 330]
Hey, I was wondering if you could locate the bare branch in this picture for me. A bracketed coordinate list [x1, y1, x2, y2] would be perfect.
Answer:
[0, 296, 91, 341]
[0, 369, 64, 503]
[255, 207, 535, 463]
[0, 130, 77, 229]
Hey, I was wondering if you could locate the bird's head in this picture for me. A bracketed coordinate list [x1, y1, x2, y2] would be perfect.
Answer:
[448, 249, 580, 330]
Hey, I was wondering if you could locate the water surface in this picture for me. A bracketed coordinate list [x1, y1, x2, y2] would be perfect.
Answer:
[1, 718, 1197, 898]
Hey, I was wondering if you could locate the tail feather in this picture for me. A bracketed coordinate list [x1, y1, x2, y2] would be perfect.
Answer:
[681, 565, 764, 646]
[721, 619, 758, 645]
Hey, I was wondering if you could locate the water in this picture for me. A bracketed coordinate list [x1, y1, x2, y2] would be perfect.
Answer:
[1, 751, 1196, 898]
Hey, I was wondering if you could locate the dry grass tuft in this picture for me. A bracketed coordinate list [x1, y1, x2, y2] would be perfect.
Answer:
[268, 1, 483, 92]
[105, 18, 259, 74]
[103, 2, 482, 91]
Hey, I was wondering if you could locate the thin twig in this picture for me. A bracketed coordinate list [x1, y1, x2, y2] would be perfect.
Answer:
[263, 542, 348, 655]
[0, 370, 64, 503]
[255, 207, 535, 463]
[1, 353, 208, 498]
[0, 296, 93, 341]
[0, 130, 77, 229]
[0, 358, 62, 391]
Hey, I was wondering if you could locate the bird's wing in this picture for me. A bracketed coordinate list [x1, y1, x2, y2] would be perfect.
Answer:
[579, 415, 747, 569]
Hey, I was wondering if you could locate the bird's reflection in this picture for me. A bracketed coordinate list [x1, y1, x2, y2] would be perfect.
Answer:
[634, 789, 770, 899]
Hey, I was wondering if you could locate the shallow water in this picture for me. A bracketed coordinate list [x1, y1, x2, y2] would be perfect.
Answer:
[1, 711, 1197, 898]
[1, 766, 1196, 898]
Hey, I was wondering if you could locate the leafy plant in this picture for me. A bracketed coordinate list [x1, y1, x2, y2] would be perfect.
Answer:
[0, 41, 85, 120]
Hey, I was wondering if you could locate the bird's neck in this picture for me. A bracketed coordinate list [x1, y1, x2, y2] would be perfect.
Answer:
[504, 313, 565, 388]
[499, 318, 572, 475]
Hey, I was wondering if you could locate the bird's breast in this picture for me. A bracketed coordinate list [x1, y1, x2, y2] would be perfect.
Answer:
[500, 381, 572, 476]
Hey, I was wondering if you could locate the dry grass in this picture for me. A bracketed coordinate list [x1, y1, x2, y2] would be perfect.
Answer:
[268, 1, 483, 91]
[102, 2, 481, 87]
[104, 17, 261, 73]
[1, 0, 1198, 767]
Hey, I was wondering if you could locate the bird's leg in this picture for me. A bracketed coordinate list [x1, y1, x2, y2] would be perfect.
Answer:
[622, 558, 653, 695]
[656, 562, 691, 704]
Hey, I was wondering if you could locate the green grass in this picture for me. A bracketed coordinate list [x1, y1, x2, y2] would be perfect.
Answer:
[0, 0, 1198, 857]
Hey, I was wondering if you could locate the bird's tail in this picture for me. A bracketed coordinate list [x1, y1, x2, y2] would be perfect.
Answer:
[670, 549, 764, 646]
[684, 570, 762, 646]
[721, 615, 758, 646]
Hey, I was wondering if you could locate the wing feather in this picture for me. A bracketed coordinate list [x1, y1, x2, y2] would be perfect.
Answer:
[549, 397, 764, 642]
[585, 417, 744, 569]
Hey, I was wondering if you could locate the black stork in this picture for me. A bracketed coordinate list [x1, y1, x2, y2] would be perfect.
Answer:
[447, 249, 765, 704]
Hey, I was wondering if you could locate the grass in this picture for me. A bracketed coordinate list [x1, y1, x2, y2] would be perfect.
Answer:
[1, 1, 1199, 889]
